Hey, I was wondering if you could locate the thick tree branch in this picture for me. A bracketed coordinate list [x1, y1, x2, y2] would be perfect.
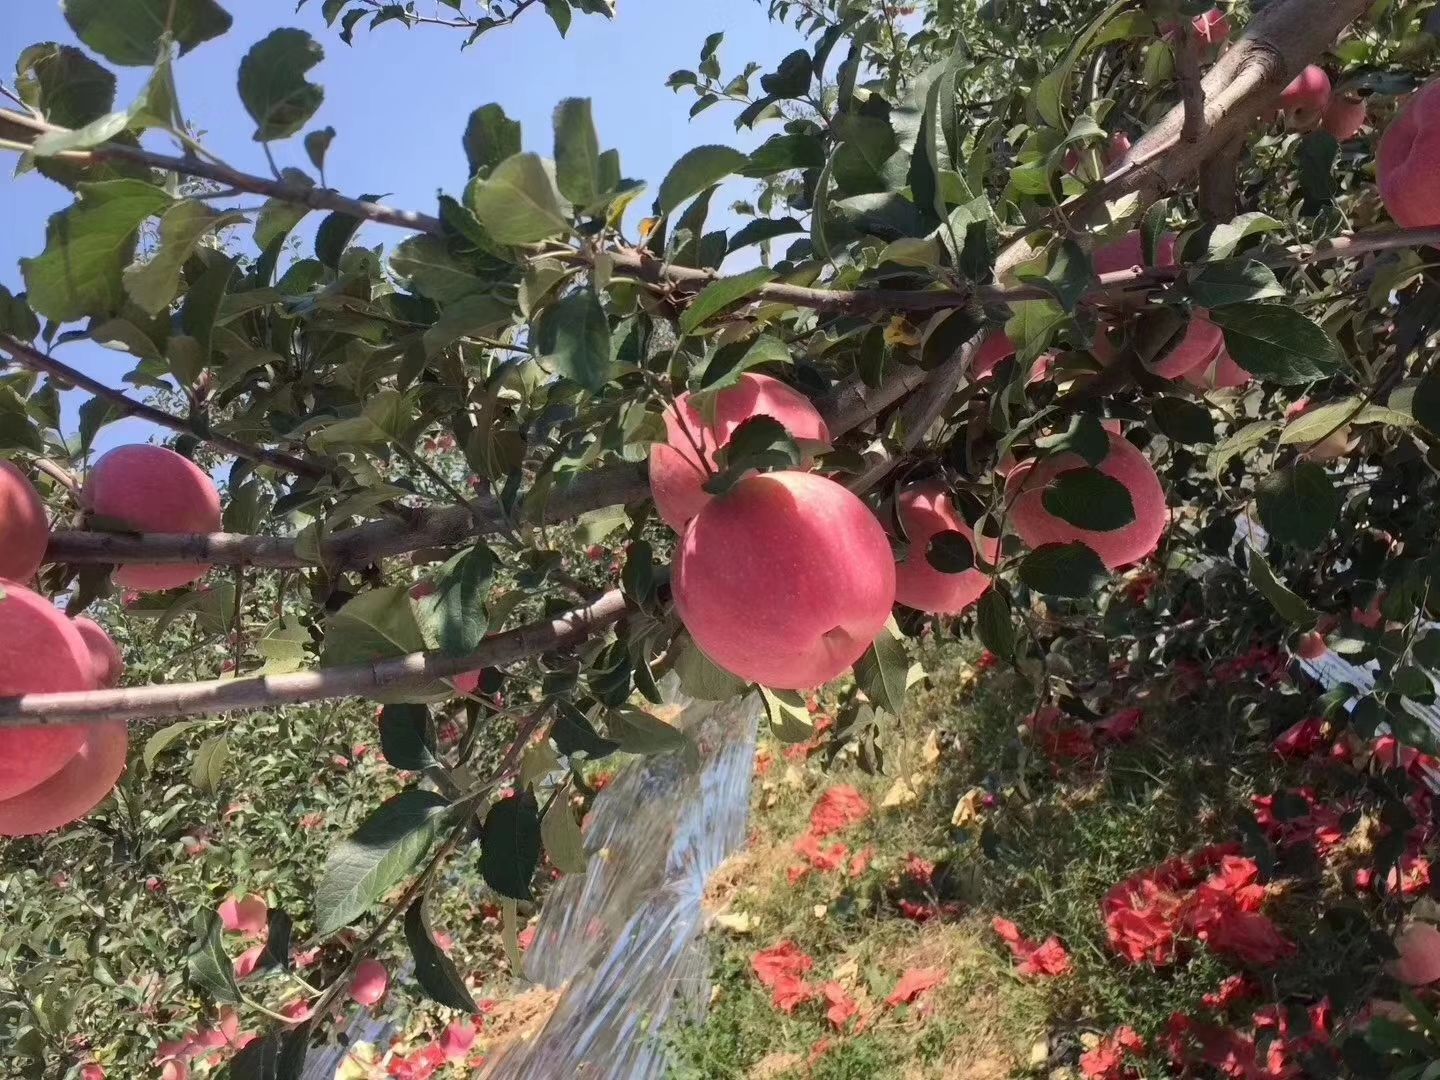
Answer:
[1173, 29, 1206, 146]
[0, 334, 326, 479]
[0, 589, 628, 728]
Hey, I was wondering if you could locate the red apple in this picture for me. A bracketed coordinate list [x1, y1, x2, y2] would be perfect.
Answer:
[648, 373, 831, 532]
[350, 959, 389, 1006]
[1092, 230, 1178, 277]
[1295, 631, 1327, 660]
[83, 445, 222, 592]
[891, 480, 998, 615]
[0, 580, 95, 800]
[1006, 431, 1168, 569]
[1323, 93, 1367, 140]
[1379, 80, 1440, 228]
[0, 461, 48, 583]
[1280, 65, 1332, 128]
[0, 721, 127, 837]
[673, 471, 896, 688]
[1184, 343, 1252, 390]
[72, 616, 123, 689]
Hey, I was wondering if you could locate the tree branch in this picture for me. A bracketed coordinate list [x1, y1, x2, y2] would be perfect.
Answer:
[1173, 28, 1206, 146]
[0, 334, 327, 480]
[0, 589, 628, 728]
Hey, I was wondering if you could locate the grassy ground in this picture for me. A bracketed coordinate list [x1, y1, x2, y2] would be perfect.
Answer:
[667, 641, 1396, 1078]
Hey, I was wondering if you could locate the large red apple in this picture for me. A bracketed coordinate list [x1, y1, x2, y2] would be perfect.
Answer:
[0, 721, 127, 837]
[969, 333, 1053, 383]
[83, 445, 222, 592]
[1379, 80, 1440, 229]
[1280, 65, 1332, 127]
[0, 580, 96, 801]
[1005, 431, 1167, 569]
[648, 373, 830, 533]
[0, 461, 48, 583]
[72, 616, 124, 688]
[1149, 311, 1223, 380]
[673, 470, 895, 688]
[1092, 230, 1178, 277]
[891, 480, 998, 615]
[1323, 93, 1367, 140]
[1184, 343, 1252, 390]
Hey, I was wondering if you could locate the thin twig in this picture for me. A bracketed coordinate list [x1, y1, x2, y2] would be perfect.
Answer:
[0, 334, 326, 479]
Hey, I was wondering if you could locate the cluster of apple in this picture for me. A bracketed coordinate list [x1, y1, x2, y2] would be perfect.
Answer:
[0, 444, 220, 837]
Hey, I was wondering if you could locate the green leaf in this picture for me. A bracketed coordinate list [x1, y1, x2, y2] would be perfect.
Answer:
[304, 126, 336, 174]
[28, 111, 130, 158]
[389, 235, 489, 302]
[760, 687, 815, 743]
[480, 792, 541, 901]
[1017, 239, 1093, 313]
[1185, 260, 1285, 308]
[15, 43, 116, 128]
[315, 789, 452, 933]
[379, 704, 439, 771]
[742, 133, 825, 178]
[726, 217, 803, 254]
[1028, 0, 1131, 128]
[21, 179, 174, 322]
[1035, 413, 1108, 466]
[540, 795, 589, 874]
[186, 911, 242, 1005]
[322, 584, 429, 667]
[760, 48, 812, 98]
[417, 545, 495, 657]
[534, 287, 611, 393]
[1208, 419, 1278, 478]
[699, 333, 790, 392]
[142, 719, 207, 771]
[975, 589, 1014, 660]
[238, 28, 325, 142]
[925, 530, 975, 573]
[1296, 130, 1338, 205]
[1248, 548, 1317, 627]
[852, 618, 909, 715]
[671, 634, 748, 700]
[704, 415, 802, 494]
[468, 152, 570, 245]
[1153, 396, 1216, 445]
[1206, 212, 1283, 259]
[189, 734, 230, 793]
[1019, 542, 1107, 597]
[1041, 467, 1136, 531]
[678, 267, 777, 334]
[655, 145, 747, 218]
[553, 97, 601, 205]
[63, 0, 233, 66]
[606, 706, 691, 755]
[550, 701, 620, 758]
[225, 1027, 310, 1080]
[314, 193, 379, 268]
[542, 0, 572, 35]
[0, 386, 43, 453]
[404, 899, 477, 1012]
[179, 253, 235, 370]
[123, 202, 245, 315]
[1414, 369, 1440, 437]
[1208, 304, 1344, 385]
[1280, 398, 1412, 444]
[1255, 463, 1341, 550]
[463, 103, 521, 178]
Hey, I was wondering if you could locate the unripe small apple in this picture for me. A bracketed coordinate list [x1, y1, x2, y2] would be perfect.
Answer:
[349, 959, 390, 1006]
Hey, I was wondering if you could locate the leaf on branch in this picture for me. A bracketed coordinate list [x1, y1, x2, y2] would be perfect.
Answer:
[189, 734, 230, 793]
[1184, 260, 1285, 308]
[186, 910, 242, 1005]
[1040, 467, 1136, 531]
[761, 687, 815, 744]
[1017, 239, 1093, 313]
[551, 701, 620, 759]
[468, 152, 570, 245]
[379, 705, 439, 772]
[853, 618, 910, 715]
[534, 287, 612, 393]
[540, 794, 589, 875]
[15, 43, 116, 128]
[1019, 542, 1107, 598]
[1255, 463, 1341, 550]
[742, 133, 826, 178]
[553, 97, 601, 205]
[975, 589, 1014, 661]
[1248, 547, 1318, 627]
[926, 530, 975, 574]
[404, 898, 478, 1012]
[63, 0, 233, 66]
[480, 792, 542, 901]
[238, 28, 325, 142]
[315, 789, 453, 934]
[1208, 304, 1344, 385]
[703, 415, 802, 494]
[463, 103, 522, 179]
[671, 634, 748, 701]
[699, 333, 790, 392]
[21, 179, 174, 322]
[655, 145, 747, 218]
[123, 201, 246, 315]
[418, 545, 496, 657]
[678, 267, 777, 334]
[1152, 396, 1216, 445]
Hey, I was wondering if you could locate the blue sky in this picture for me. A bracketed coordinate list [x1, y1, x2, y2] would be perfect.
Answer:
[1, 0, 804, 450]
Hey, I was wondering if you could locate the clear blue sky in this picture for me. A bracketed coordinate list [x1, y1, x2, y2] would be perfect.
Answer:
[1, 0, 803, 450]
